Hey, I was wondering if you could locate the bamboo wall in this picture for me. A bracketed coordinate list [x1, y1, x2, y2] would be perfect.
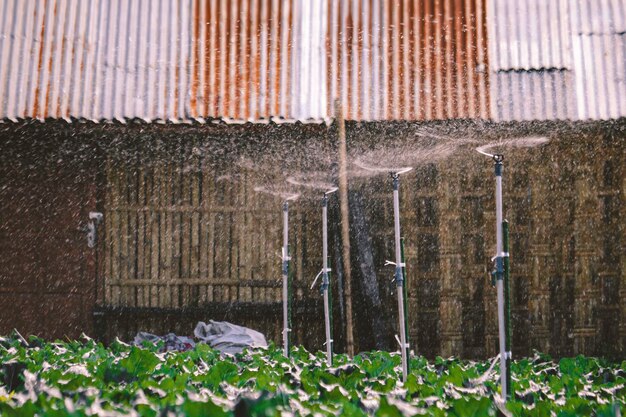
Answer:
[97, 121, 625, 358]
[369, 126, 625, 359]
[100, 133, 327, 346]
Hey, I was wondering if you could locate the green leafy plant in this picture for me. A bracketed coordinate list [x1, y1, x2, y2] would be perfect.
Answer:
[0, 336, 623, 416]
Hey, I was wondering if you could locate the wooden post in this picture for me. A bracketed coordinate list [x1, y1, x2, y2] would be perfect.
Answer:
[336, 100, 355, 356]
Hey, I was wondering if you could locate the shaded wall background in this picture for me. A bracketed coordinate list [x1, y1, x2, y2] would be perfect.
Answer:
[0, 119, 623, 359]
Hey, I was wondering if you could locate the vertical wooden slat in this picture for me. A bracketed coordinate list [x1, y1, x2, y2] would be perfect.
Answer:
[191, 157, 201, 306]
[135, 167, 146, 307]
[157, 164, 169, 307]
[150, 163, 161, 308]
[240, 172, 251, 302]
[199, 158, 210, 304]
[143, 166, 153, 307]
[207, 173, 215, 303]
[104, 159, 113, 304]
[119, 166, 130, 306]
[110, 163, 121, 305]
[127, 167, 138, 307]
[168, 161, 184, 308]
[181, 153, 192, 306]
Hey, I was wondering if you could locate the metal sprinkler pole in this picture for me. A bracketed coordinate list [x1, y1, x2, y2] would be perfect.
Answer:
[322, 194, 333, 366]
[503, 220, 512, 399]
[282, 201, 291, 357]
[400, 237, 410, 374]
[392, 173, 408, 382]
[493, 154, 508, 399]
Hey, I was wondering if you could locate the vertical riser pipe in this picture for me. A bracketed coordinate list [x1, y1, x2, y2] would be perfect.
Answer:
[393, 175, 408, 382]
[401, 237, 410, 374]
[282, 202, 290, 357]
[322, 195, 332, 366]
[494, 159, 508, 399]
[503, 220, 512, 399]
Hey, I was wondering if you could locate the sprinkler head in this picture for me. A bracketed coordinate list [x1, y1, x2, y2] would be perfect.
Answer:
[395, 167, 414, 175]
[493, 154, 504, 163]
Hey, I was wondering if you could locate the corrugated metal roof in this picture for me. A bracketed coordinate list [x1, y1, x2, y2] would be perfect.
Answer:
[1, 0, 623, 123]
[570, 0, 626, 120]
[488, 0, 626, 121]
[0, 0, 199, 122]
[0, 0, 490, 122]
[489, 0, 572, 71]
[325, 0, 490, 120]
[490, 70, 575, 121]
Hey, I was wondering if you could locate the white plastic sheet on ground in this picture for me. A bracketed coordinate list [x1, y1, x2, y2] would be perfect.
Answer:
[132, 321, 268, 354]
[194, 320, 268, 355]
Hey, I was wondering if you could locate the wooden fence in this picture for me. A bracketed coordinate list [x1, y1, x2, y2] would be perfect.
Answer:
[98, 121, 626, 358]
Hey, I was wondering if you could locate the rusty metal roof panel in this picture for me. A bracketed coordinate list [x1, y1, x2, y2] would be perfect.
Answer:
[0, 0, 297, 122]
[0, 0, 492, 122]
[325, 0, 490, 120]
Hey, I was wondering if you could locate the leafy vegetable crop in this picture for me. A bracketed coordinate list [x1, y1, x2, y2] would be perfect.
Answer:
[0, 335, 624, 416]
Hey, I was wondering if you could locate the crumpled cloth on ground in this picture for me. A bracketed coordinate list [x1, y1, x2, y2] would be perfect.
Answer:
[194, 320, 268, 355]
[132, 321, 267, 354]
[133, 332, 195, 352]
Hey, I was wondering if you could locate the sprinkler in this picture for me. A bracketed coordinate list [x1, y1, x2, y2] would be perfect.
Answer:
[475, 137, 549, 400]
[484, 153, 512, 401]
[254, 186, 299, 358]
[503, 220, 512, 399]
[351, 161, 412, 382]
[310, 187, 338, 366]
[391, 168, 412, 382]
[287, 176, 338, 366]
[282, 201, 291, 357]
[492, 154, 509, 399]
